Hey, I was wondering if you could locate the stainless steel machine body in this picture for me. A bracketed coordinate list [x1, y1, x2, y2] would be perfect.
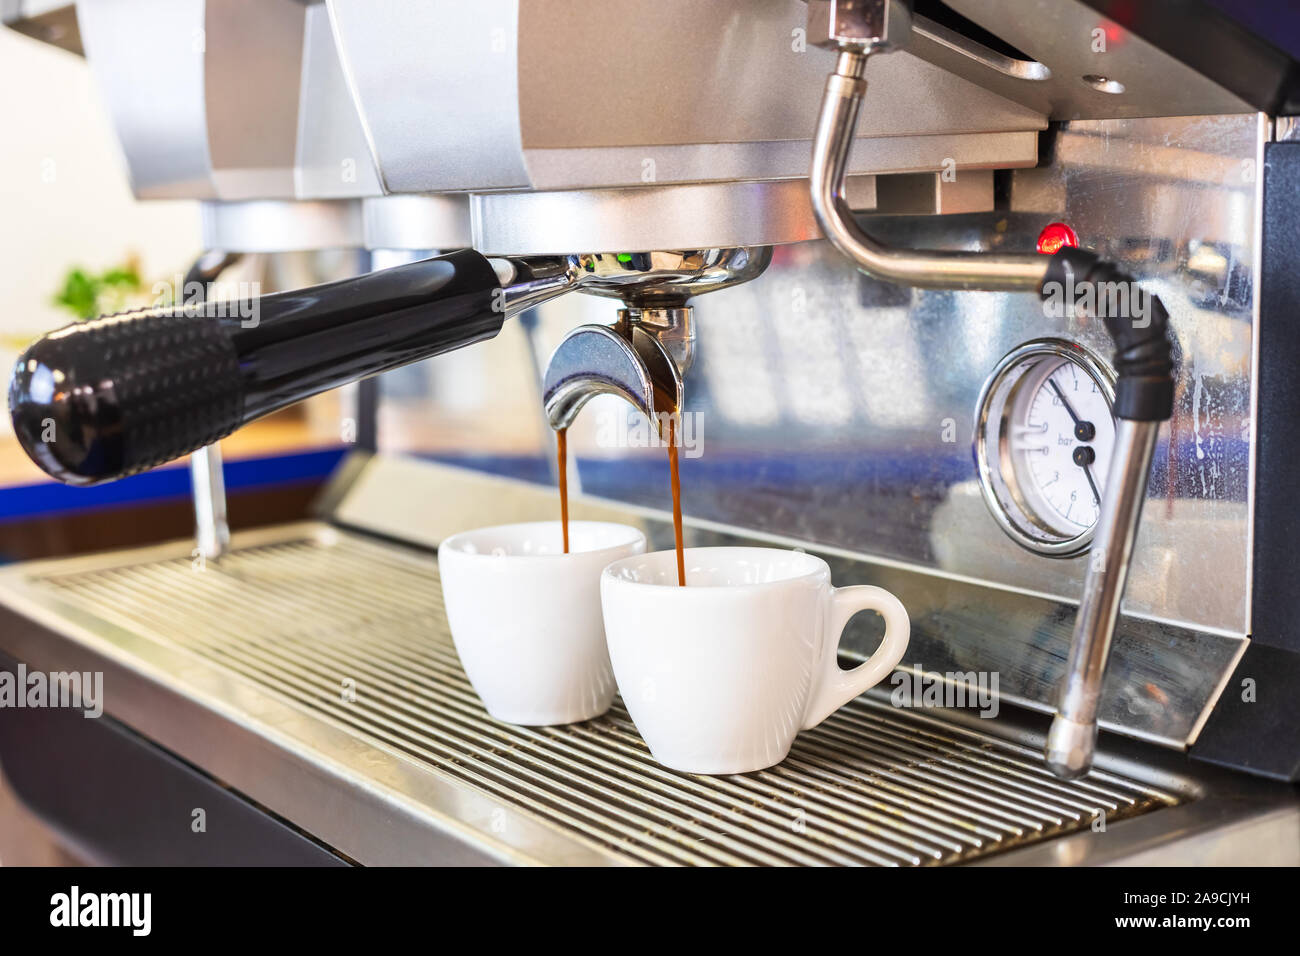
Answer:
[2, 0, 1297, 864]
[1, 464, 1294, 866]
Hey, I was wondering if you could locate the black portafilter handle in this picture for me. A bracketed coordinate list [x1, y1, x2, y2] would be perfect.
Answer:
[8, 248, 505, 486]
[1040, 247, 1176, 421]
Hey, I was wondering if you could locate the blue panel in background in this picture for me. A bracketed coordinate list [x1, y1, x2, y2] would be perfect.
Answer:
[0, 447, 348, 523]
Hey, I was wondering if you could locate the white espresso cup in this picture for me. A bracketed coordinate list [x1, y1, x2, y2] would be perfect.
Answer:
[601, 546, 910, 774]
[439, 520, 646, 725]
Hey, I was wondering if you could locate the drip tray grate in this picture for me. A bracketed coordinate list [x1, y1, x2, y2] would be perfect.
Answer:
[31, 534, 1182, 866]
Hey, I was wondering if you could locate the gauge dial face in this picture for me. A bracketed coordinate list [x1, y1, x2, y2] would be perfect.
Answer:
[975, 340, 1117, 557]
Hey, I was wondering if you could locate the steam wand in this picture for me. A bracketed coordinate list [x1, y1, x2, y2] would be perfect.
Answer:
[1039, 251, 1175, 778]
[806, 0, 1176, 778]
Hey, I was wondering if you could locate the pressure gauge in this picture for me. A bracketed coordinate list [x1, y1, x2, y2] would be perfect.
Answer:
[974, 339, 1117, 558]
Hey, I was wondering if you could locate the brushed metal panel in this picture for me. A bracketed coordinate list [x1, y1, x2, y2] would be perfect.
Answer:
[515, 0, 1045, 148]
[362, 195, 472, 252]
[294, 1, 383, 200]
[518, 131, 1038, 193]
[76, 0, 216, 199]
[203, 0, 304, 199]
[325, 0, 1042, 194]
[326, 0, 531, 193]
[938, 0, 1253, 119]
[199, 199, 363, 253]
[525, 113, 1263, 637]
[472, 180, 830, 256]
[77, 0, 315, 201]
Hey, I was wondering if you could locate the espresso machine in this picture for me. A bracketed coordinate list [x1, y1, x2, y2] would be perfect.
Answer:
[1, 0, 1297, 866]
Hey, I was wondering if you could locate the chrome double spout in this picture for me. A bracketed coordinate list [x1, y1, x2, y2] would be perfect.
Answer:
[538, 248, 771, 436]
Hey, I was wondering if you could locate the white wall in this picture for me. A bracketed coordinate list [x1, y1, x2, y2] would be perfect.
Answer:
[0, 27, 201, 342]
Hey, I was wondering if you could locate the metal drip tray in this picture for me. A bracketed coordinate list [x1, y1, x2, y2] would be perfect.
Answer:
[0, 524, 1202, 867]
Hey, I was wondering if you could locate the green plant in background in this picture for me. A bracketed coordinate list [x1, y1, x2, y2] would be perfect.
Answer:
[52, 255, 145, 320]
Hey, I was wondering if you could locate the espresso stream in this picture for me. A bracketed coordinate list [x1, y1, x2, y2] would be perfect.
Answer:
[667, 416, 685, 586]
[556, 420, 686, 585]
[557, 427, 570, 554]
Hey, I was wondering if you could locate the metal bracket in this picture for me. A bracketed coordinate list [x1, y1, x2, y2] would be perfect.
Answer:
[805, 0, 912, 53]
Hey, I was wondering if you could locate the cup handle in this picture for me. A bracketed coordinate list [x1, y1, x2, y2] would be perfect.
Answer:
[801, 585, 911, 730]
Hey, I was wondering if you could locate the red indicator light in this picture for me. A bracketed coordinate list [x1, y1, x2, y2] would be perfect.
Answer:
[1037, 222, 1079, 255]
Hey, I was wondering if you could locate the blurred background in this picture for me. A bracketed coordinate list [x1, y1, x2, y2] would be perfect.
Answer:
[0, 26, 360, 564]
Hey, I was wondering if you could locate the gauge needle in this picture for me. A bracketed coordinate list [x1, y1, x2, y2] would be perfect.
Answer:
[1049, 378, 1097, 443]
[1072, 444, 1102, 505]
[1083, 463, 1101, 506]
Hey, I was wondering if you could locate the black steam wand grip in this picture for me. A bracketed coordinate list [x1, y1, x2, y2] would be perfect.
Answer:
[8, 249, 505, 486]
[1040, 247, 1176, 421]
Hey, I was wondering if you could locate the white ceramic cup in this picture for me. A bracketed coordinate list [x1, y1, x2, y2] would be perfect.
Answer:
[601, 546, 910, 774]
[439, 520, 646, 725]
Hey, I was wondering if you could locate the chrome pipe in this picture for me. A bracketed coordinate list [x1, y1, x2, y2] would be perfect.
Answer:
[809, 50, 1048, 291]
[1046, 419, 1160, 778]
[190, 445, 230, 561]
[494, 256, 583, 316]
[184, 250, 242, 560]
